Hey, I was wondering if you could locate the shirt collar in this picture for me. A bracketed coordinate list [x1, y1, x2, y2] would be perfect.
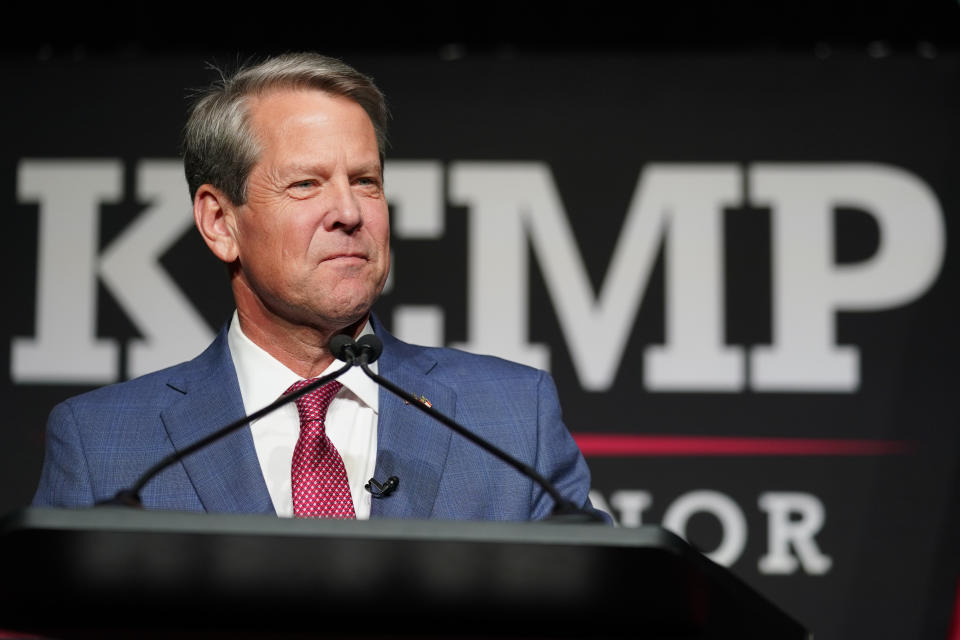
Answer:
[227, 311, 380, 415]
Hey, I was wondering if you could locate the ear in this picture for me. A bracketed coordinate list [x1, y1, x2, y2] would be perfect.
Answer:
[194, 184, 240, 263]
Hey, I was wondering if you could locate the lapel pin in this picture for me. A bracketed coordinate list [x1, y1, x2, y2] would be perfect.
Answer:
[405, 394, 432, 408]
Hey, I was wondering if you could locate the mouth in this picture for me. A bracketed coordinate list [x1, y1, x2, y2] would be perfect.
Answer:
[323, 253, 368, 265]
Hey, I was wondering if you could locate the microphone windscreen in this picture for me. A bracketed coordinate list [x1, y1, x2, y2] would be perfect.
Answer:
[329, 334, 357, 362]
[357, 334, 384, 364]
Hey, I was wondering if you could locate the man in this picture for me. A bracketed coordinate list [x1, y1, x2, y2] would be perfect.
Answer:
[33, 53, 604, 522]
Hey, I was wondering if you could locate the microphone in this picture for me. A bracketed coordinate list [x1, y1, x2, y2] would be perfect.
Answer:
[330, 333, 360, 363]
[356, 334, 383, 365]
[354, 335, 604, 523]
[330, 333, 380, 365]
[365, 475, 399, 498]
[98, 336, 357, 508]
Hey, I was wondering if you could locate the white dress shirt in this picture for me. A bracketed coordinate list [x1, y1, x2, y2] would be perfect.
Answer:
[227, 312, 379, 519]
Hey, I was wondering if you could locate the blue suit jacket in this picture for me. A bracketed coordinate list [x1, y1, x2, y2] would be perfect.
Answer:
[33, 322, 602, 521]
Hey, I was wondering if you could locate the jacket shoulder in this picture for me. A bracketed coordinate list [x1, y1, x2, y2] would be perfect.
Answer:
[55, 329, 230, 414]
[395, 341, 545, 384]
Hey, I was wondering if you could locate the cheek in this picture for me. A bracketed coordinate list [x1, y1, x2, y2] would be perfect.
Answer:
[368, 207, 391, 249]
[270, 212, 317, 258]
[236, 217, 301, 273]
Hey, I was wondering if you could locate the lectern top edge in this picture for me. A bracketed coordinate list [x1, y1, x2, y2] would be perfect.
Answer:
[2, 506, 688, 551]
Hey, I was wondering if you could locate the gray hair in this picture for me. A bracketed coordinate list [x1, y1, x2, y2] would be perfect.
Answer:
[182, 53, 389, 205]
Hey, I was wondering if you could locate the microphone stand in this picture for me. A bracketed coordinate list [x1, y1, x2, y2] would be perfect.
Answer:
[101, 333, 604, 523]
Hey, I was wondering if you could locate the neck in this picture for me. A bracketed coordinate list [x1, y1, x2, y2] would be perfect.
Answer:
[231, 280, 367, 378]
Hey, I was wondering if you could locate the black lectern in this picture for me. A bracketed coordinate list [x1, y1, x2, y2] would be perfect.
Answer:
[0, 508, 807, 638]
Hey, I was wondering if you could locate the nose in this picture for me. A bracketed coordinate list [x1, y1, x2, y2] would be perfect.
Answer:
[322, 178, 363, 233]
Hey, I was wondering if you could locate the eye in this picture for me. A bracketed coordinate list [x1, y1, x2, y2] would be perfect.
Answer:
[287, 179, 320, 198]
[354, 176, 382, 190]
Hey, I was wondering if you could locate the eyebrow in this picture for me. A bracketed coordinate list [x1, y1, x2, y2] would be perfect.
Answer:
[279, 160, 383, 178]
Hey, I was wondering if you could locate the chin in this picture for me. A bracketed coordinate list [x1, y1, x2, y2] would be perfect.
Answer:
[305, 279, 384, 326]
[313, 299, 375, 329]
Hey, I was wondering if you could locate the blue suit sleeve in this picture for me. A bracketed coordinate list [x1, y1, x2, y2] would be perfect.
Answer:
[530, 371, 612, 523]
[32, 401, 96, 508]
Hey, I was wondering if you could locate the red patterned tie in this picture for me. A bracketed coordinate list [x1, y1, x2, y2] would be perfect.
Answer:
[286, 379, 356, 519]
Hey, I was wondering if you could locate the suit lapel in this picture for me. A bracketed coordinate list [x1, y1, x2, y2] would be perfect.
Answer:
[159, 328, 275, 515]
[370, 329, 454, 519]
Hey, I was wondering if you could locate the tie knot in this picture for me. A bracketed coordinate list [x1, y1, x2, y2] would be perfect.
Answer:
[286, 379, 343, 425]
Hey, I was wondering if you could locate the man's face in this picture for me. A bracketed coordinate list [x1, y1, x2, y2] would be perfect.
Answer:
[228, 89, 390, 333]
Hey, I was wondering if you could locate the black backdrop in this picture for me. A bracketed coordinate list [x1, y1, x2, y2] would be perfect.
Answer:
[2, 4, 959, 639]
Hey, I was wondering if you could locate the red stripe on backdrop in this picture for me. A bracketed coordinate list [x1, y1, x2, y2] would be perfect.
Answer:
[949, 576, 960, 640]
[572, 434, 912, 457]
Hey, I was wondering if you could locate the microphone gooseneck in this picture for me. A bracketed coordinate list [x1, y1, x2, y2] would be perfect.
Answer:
[355, 335, 604, 523]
